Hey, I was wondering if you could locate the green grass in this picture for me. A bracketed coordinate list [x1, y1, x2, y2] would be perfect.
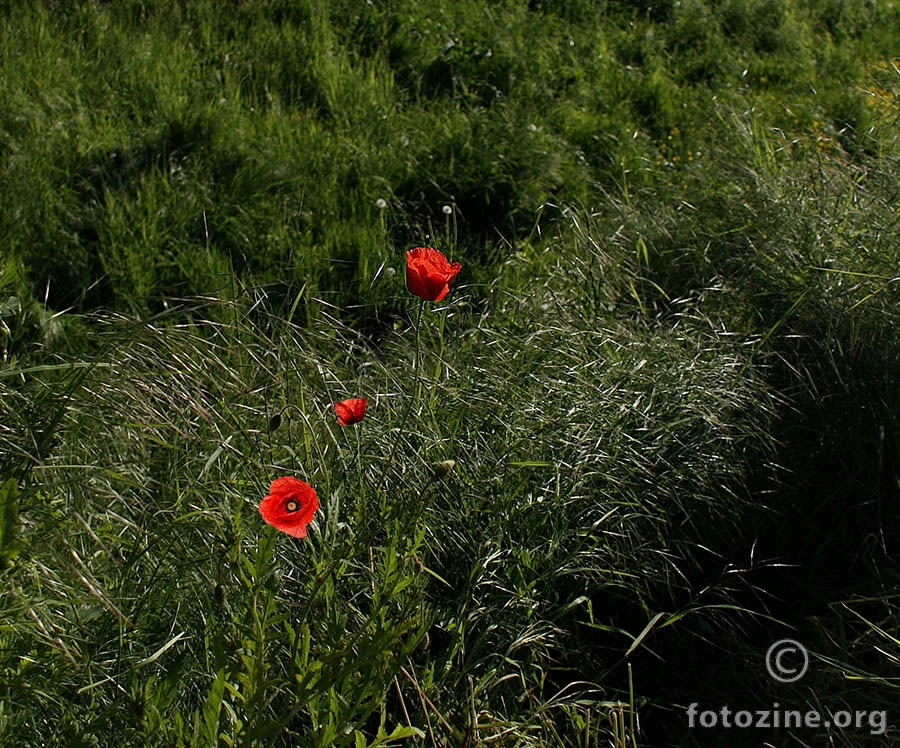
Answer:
[2, 0, 900, 745]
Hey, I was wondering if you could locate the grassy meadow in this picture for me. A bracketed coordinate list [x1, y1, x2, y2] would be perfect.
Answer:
[2, 0, 900, 745]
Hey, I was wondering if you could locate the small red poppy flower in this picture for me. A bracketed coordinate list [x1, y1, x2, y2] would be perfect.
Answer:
[405, 247, 462, 302]
[334, 397, 367, 426]
[259, 476, 318, 538]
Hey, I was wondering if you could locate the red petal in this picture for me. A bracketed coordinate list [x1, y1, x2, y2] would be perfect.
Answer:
[334, 397, 367, 426]
[259, 477, 318, 537]
[406, 247, 461, 301]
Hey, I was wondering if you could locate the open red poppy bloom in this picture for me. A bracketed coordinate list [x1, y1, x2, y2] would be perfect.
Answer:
[259, 477, 318, 538]
[405, 247, 462, 302]
[334, 397, 367, 426]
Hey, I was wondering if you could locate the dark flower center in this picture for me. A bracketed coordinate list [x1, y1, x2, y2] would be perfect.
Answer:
[285, 499, 299, 513]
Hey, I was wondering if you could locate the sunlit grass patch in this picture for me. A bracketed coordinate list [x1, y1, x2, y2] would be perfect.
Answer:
[2, 0, 900, 745]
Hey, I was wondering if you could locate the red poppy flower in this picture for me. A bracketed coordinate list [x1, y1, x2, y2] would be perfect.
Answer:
[405, 247, 462, 302]
[334, 397, 367, 426]
[259, 477, 318, 538]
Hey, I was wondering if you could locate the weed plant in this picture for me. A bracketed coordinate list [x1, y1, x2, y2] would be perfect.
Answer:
[2, 0, 900, 746]
[0, 260, 772, 746]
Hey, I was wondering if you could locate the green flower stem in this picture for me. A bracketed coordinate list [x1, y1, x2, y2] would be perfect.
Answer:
[381, 300, 424, 490]
[413, 299, 424, 405]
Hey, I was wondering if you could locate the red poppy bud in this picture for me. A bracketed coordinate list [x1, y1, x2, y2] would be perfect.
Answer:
[405, 247, 462, 302]
[259, 476, 318, 538]
[334, 397, 367, 426]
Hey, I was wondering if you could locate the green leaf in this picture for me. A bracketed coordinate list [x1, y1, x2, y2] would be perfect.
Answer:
[0, 478, 24, 569]
[363, 724, 426, 747]
[197, 669, 227, 745]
